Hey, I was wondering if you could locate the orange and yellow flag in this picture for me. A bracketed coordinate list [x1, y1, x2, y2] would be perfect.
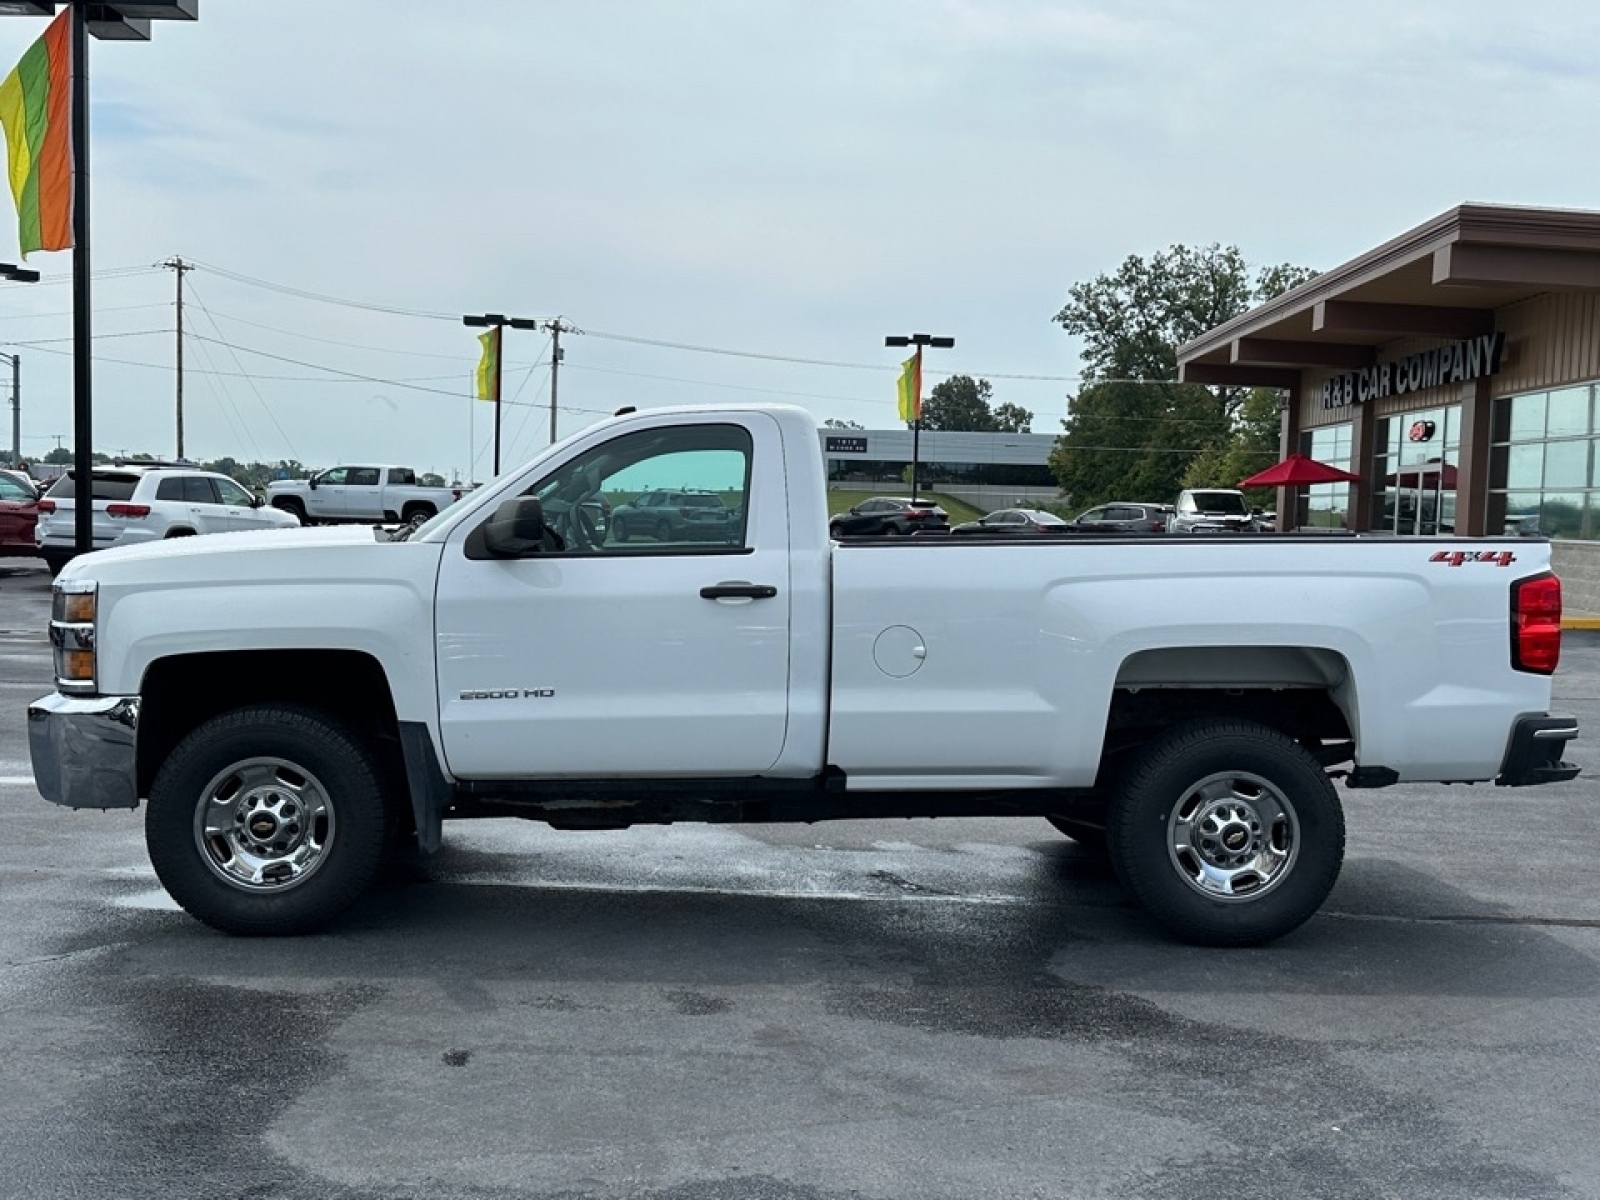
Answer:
[0, 9, 74, 258]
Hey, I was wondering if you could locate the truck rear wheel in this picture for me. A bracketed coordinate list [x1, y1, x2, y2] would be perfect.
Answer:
[1107, 719, 1343, 947]
[146, 704, 390, 936]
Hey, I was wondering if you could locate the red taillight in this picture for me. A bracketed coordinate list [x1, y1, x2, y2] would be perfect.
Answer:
[37, 499, 55, 513]
[1148, 520, 1163, 531]
[1512, 572, 1562, 674]
[106, 503, 151, 519]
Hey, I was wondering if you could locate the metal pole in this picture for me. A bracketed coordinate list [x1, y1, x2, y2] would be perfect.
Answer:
[8, 354, 17, 466]
[70, 3, 94, 555]
[548, 321, 561, 445]
[492, 324, 503, 476]
[910, 343, 923, 496]
[170, 257, 187, 458]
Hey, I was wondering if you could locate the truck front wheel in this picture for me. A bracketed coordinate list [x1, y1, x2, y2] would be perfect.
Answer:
[1107, 719, 1344, 947]
[146, 705, 391, 936]
[274, 498, 308, 526]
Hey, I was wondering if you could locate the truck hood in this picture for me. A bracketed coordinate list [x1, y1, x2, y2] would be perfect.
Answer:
[56, 525, 400, 582]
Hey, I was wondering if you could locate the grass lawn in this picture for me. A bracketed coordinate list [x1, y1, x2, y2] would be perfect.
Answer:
[825, 489, 988, 524]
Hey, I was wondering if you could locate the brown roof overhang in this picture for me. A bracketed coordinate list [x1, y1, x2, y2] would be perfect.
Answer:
[1177, 203, 1600, 385]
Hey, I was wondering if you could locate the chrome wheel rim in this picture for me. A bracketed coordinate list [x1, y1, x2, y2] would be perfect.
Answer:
[1166, 770, 1299, 901]
[192, 756, 336, 893]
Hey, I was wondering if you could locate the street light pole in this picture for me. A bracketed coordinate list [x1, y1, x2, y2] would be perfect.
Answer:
[884, 333, 954, 497]
[0, 1, 199, 554]
[462, 312, 540, 475]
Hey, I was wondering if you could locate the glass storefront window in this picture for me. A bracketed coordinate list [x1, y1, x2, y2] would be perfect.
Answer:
[1546, 387, 1591, 438]
[1510, 392, 1547, 440]
[1489, 383, 1600, 540]
[1545, 440, 1590, 490]
[1506, 443, 1543, 490]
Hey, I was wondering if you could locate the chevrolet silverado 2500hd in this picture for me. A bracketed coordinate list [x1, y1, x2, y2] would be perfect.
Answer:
[266, 464, 465, 526]
[28, 404, 1580, 945]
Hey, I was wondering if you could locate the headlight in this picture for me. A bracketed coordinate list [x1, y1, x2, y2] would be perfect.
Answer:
[50, 578, 97, 694]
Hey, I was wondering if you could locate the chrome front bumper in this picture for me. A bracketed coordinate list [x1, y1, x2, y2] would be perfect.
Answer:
[27, 692, 140, 809]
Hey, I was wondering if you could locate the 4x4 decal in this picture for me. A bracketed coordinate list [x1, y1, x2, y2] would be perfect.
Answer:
[1430, 549, 1516, 567]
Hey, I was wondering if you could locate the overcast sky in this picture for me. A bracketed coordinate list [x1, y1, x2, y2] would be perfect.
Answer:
[0, 0, 1595, 480]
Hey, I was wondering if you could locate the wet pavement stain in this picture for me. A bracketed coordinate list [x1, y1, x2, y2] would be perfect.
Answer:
[665, 988, 732, 1016]
[823, 918, 1572, 1200]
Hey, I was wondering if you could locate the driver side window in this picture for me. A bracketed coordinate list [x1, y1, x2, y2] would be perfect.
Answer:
[525, 423, 753, 557]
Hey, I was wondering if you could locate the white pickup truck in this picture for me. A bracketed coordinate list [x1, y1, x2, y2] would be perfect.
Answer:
[265, 464, 466, 526]
[28, 404, 1579, 946]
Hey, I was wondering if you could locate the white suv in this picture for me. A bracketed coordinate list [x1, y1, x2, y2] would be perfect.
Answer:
[36, 463, 299, 575]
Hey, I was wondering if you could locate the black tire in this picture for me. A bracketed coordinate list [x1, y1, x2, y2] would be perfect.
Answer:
[1106, 719, 1344, 947]
[1046, 815, 1108, 854]
[146, 704, 392, 936]
[274, 498, 308, 526]
[613, 517, 629, 542]
[401, 503, 436, 525]
[654, 518, 672, 542]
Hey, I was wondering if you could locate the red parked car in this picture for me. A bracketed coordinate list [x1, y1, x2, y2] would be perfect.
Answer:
[0, 467, 42, 558]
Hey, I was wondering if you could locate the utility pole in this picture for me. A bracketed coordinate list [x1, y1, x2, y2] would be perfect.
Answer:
[543, 317, 573, 445]
[3, 353, 18, 466]
[162, 256, 193, 458]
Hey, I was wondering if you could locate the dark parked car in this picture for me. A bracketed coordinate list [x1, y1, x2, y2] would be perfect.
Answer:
[829, 496, 949, 537]
[1066, 502, 1172, 534]
[610, 489, 737, 542]
[950, 508, 1074, 535]
[0, 467, 43, 557]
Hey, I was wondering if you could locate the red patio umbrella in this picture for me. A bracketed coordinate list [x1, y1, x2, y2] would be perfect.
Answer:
[1239, 453, 1362, 488]
[1384, 459, 1458, 489]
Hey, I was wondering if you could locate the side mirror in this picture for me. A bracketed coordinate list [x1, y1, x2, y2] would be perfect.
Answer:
[482, 496, 550, 556]
[251, 493, 265, 508]
[308, 475, 319, 490]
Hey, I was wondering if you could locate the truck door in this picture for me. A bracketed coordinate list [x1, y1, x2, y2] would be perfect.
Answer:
[344, 467, 384, 520]
[434, 414, 791, 777]
[309, 467, 351, 520]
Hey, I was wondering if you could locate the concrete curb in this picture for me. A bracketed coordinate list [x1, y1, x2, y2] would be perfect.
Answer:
[1564, 616, 1600, 631]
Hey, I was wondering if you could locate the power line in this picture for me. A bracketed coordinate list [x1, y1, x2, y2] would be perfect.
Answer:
[185, 259, 465, 321]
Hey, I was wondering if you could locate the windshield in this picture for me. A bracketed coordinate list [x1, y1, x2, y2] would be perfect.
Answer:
[1190, 491, 1248, 515]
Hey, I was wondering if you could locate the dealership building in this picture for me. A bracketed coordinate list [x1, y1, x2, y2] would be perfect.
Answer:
[1177, 203, 1600, 606]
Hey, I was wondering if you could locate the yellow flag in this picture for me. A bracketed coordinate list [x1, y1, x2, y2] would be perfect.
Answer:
[474, 327, 500, 401]
[896, 354, 921, 423]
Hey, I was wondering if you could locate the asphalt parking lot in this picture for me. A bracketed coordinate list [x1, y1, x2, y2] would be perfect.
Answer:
[2, 558, 1599, 1200]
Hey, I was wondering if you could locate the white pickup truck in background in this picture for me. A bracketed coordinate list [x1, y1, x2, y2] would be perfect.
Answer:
[265, 464, 466, 526]
[29, 404, 1579, 947]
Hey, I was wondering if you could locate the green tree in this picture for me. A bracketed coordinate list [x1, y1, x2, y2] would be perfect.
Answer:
[919, 375, 1033, 433]
[1181, 387, 1284, 500]
[1049, 246, 1316, 509]
[992, 402, 1033, 433]
[921, 375, 996, 431]
[823, 418, 864, 430]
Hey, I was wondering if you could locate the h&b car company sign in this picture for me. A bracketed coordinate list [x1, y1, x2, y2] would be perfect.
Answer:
[1321, 332, 1504, 410]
